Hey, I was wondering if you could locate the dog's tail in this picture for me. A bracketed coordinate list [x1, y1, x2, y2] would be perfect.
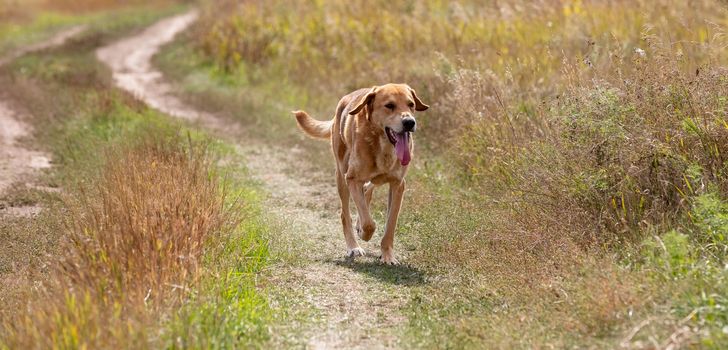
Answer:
[293, 110, 332, 139]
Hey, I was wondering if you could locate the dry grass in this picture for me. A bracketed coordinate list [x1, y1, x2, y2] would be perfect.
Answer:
[63, 136, 224, 308]
[2, 132, 231, 349]
[194, 0, 726, 94]
[458, 47, 728, 243]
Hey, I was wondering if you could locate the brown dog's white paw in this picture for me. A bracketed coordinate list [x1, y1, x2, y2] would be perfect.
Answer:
[380, 253, 399, 265]
[347, 247, 366, 257]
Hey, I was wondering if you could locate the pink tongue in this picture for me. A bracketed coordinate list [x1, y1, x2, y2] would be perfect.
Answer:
[394, 132, 411, 166]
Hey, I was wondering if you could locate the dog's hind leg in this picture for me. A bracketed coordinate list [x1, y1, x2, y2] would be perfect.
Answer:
[355, 181, 375, 239]
[337, 170, 365, 257]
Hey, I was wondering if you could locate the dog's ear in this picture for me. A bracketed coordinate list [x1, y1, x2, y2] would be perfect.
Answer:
[408, 87, 429, 111]
[349, 86, 377, 115]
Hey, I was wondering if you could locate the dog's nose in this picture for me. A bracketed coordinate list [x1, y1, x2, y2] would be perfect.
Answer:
[402, 117, 416, 132]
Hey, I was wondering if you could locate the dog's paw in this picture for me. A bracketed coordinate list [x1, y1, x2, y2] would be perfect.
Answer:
[380, 253, 399, 265]
[360, 222, 376, 241]
[347, 247, 366, 257]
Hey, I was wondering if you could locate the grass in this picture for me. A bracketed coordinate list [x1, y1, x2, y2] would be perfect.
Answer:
[0, 0, 183, 57]
[0, 6, 272, 348]
[154, 0, 728, 347]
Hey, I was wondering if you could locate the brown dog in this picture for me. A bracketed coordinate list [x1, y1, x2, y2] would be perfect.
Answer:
[294, 84, 429, 264]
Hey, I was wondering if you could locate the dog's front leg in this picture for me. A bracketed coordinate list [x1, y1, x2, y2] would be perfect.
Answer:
[381, 179, 405, 265]
[347, 178, 376, 242]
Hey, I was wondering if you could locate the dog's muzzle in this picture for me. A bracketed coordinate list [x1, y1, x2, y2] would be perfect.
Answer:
[402, 117, 416, 132]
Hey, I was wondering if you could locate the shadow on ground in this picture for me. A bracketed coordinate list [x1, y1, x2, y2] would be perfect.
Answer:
[334, 258, 427, 286]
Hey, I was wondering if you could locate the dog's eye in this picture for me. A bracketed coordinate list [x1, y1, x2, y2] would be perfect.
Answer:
[385, 103, 396, 110]
[407, 102, 415, 108]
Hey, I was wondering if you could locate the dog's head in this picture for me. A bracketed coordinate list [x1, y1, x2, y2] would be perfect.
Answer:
[349, 84, 429, 166]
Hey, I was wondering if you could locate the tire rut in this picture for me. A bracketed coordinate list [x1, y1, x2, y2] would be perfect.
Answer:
[0, 25, 85, 210]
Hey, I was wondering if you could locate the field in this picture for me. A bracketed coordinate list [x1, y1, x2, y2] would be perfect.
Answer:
[1, 0, 727, 348]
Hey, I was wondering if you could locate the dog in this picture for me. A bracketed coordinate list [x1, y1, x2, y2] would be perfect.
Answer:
[293, 84, 429, 264]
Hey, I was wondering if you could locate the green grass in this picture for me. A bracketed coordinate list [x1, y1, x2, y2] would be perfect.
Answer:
[0, 3, 185, 57]
[162, 144, 273, 349]
[0, 12, 79, 55]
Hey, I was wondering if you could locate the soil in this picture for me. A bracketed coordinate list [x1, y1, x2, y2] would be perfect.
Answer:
[0, 25, 85, 212]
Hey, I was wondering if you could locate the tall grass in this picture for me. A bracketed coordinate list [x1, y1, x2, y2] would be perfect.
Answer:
[65, 133, 225, 307]
[3, 130, 230, 349]
[195, 0, 726, 95]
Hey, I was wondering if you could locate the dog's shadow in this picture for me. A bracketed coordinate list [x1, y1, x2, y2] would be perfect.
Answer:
[333, 257, 427, 286]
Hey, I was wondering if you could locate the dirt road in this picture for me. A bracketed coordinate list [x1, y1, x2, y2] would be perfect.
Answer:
[0, 23, 87, 324]
[0, 101, 51, 209]
[96, 11, 412, 349]
[0, 25, 85, 210]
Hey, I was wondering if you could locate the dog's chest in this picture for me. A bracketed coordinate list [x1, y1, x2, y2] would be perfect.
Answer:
[366, 135, 391, 168]
[376, 140, 394, 166]
[350, 132, 409, 183]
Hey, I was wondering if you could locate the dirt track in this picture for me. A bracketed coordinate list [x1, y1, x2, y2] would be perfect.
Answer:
[96, 11, 411, 349]
[0, 100, 51, 215]
[0, 25, 85, 211]
[0, 23, 87, 324]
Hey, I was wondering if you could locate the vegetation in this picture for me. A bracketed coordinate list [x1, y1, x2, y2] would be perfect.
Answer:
[0, 7, 271, 348]
[151, 0, 728, 347]
[1, 0, 726, 347]
[0, 0, 184, 56]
